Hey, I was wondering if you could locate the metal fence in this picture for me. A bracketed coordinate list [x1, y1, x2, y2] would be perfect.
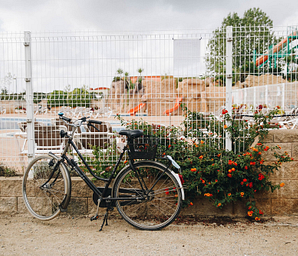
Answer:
[0, 26, 298, 173]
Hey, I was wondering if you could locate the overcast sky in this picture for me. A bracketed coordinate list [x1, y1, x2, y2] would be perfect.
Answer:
[0, 0, 297, 32]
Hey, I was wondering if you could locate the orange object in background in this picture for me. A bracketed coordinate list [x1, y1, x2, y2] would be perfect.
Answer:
[127, 103, 146, 116]
[255, 31, 297, 67]
[163, 97, 183, 116]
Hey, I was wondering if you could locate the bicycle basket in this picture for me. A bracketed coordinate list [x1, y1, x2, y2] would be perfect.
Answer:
[128, 135, 158, 159]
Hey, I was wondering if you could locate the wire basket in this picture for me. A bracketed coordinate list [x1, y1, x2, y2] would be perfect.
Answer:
[128, 136, 158, 159]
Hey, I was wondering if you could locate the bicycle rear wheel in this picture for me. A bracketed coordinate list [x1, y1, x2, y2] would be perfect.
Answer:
[22, 155, 71, 221]
[113, 161, 182, 230]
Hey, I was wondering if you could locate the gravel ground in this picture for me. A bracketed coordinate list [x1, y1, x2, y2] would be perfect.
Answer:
[0, 215, 298, 255]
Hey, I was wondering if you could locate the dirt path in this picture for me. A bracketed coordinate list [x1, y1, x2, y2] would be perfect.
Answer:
[0, 215, 298, 256]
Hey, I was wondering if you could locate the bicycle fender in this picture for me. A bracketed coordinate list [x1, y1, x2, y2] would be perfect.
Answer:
[48, 153, 72, 210]
[170, 171, 185, 200]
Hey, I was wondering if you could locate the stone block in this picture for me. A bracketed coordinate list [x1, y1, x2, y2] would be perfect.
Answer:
[255, 198, 272, 216]
[71, 178, 89, 197]
[274, 180, 298, 199]
[254, 189, 275, 200]
[17, 197, 28, 214]
[263, 134, 274, 143]
[67, 197, 88, 215]
[0, 197, 17, 213]
[291, 143, 298, 159]
[180, 197, 235, 217]
[0, 178, 22, 197]
[262, 143, 291, 161]
[273, 162, 298, 180]
[272, 129, 298, 143]
[272, 199, 298, 215]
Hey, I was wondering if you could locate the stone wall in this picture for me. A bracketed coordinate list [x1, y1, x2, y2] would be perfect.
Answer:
[1, 129, 298, 218]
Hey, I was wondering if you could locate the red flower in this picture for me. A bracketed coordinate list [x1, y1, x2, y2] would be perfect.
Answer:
[244, 166, 248, 170]
[227, 173, 232, 178]
[258, 173, 265, 181]
[222, 109, 228, 115]
[249, 182, 253, 188]
[250, 162, 256, 166]
[243, 178, 247, 182]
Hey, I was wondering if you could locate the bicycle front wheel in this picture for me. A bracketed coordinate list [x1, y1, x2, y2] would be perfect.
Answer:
[22, 155, 71, 221]
[113, 161, 182, 230]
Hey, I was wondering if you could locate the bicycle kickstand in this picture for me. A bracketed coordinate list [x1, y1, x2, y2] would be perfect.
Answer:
[99, 208, 110, 232]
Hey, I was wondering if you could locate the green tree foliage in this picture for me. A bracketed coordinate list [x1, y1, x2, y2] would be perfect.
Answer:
[47, 86, 95, 108]
[206, 8, 279, 85]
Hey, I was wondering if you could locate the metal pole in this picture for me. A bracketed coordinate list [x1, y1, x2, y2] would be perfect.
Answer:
[24, 31, 35, 166]
[225, 26, 233, 151]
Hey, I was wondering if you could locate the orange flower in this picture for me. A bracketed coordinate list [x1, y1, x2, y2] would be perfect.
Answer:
[264, 146, 269, 151]
[201, 180, 205, 184]
[224, 125, 228, 129]
[200, 140, 204, 144]
[189, 202, 193, 206]
[217, 153, 221, 157]
[240, 192, 244, 197]
[255, 217, 260, 221]
[217, 203, 222, 207]
[124, 160, 128, 164]
[247, 211, 253, 217]
[191, 168, 197, 172]
[280, 182, 285, 187]
[228, 193, 231, 196]
[199, 155, 203, 159]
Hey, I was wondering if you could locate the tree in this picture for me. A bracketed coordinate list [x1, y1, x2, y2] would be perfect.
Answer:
[117, 68, 123, 76]
[206, 8, 278, 85]
[137, 68, 144, 83]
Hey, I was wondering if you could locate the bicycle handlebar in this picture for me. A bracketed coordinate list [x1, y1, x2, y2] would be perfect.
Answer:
[58, 112, 102, 127]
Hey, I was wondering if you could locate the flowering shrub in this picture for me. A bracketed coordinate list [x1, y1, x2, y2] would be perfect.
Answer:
[96, 109, 293, 221]
[180, 106, 293, 220]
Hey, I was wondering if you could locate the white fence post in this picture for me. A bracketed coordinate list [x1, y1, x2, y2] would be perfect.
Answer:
[24, 31, 35, 164]
[225, 26, 233, 151]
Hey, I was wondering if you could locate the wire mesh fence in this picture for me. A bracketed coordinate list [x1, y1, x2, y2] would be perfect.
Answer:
[0, 26, 297, 174]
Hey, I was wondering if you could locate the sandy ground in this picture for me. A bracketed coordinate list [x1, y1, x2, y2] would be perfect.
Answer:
[0, 214, 297, 256]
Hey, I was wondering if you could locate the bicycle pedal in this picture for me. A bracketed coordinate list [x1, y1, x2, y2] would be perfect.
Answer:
[90, 215, 99, 221]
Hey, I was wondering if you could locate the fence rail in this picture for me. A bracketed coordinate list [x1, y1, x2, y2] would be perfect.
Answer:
[0, 26, 298, 174]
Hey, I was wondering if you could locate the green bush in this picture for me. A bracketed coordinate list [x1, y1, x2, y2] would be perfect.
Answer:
[0, 164, 17, 177]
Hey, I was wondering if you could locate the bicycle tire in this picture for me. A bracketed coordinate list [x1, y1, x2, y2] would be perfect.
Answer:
[22, 154, 71, 221]
[112, 160, 182, 230]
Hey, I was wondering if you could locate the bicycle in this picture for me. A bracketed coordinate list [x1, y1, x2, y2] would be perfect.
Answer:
[22, 113, 184, 231]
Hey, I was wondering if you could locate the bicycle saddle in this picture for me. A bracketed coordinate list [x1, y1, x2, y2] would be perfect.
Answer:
[119, 129, 143, 139]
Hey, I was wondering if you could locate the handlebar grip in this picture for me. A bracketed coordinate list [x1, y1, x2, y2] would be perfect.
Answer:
[61, 116, 72, 123]
[88, 120, 103, 125]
